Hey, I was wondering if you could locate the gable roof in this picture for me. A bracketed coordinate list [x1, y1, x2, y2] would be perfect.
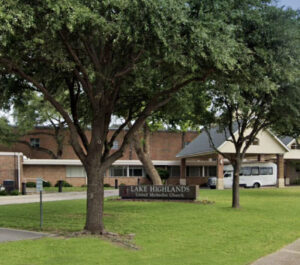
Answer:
[176, 125, 237, 158]
[279, 136, 294, 146]
[177, 125, 290, 158]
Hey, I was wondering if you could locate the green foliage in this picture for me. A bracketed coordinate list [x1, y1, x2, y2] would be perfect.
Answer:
[25, 182, 36, 188]
[0, 190, 7, 196]
[195, 4, 300, 145]
[43, 181, 52, 188]
[9, 189, 20, 196]
[54, 180, 72, 187]
[156, 168, 170, 180]
[103, 183, 111, 188]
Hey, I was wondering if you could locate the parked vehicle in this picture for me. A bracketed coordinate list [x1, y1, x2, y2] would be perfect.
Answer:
[207, 162, 277, 189]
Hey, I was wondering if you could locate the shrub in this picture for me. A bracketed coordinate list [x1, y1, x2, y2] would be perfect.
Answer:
[55, 180, 73, 187]
[26, 182, 36, 188]
[10, 189, 20, 196]
[119, 183, 126, 186]
[156, 168, 170, 184]
[43, 181, 52, 187]
[0, 190, 7, 196]
[104, 183, 111, 188]
[81, 184, 87, 187]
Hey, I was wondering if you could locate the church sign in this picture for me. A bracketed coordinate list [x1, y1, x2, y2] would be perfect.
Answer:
[119, 185, 198, 200]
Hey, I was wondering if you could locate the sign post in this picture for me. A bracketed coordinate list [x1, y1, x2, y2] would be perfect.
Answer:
[36, 178, 43, 229]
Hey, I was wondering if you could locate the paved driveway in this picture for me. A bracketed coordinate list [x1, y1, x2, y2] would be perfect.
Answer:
[0, 189, 119, 205]
[0, 228, 48, 243]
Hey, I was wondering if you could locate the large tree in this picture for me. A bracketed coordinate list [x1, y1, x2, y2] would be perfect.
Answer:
[197, 5, 300, 208]
[0, 0, 241, 233]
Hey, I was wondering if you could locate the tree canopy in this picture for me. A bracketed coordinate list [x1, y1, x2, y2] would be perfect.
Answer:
[0, 0, 243, 233]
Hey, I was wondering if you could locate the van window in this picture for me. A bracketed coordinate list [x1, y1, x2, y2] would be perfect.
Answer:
[240, 167, 251, 176]
[259, 167, 273, 175]
[251, 167, 259, 175]
[224, 171, 232, 178]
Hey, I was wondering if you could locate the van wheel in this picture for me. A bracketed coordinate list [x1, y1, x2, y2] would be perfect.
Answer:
[253, 183, 260, 188]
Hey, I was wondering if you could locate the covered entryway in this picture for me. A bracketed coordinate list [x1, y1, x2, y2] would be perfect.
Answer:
[177, 128, 288, 189]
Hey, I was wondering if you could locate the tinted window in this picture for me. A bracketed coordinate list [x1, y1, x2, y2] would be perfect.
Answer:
[224, 171, 232, 178]
[129, 167, 143, 177]
[251, 167, 259, 175]
[240, 167, 251, 176]
[168, 166, 180, 177]
[110, 166, 127, 177]
[259, 167, 273, 175]
[208, 166, 216, 177]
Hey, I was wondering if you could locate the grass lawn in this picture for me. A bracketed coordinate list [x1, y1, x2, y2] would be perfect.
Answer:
[42, 186, 115, 192]
[0, 187, 300, 265]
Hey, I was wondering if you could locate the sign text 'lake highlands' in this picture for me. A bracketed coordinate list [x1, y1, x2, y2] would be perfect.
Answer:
[119, 185, 198, 200]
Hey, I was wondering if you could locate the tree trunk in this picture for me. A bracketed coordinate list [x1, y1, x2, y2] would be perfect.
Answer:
[181, 131, 186, 148]
[132, 125, 162, 185]
[84, 159, 105, 234]
[232, 158, 241, 208]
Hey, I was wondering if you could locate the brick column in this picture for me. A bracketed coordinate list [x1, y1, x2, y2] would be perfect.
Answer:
[257, 154, 265, 162]
[284, 161, 289, 185]
[216, 154, 224, 190]
[180, 158, 187, 185]
[277, 154, 284, 188]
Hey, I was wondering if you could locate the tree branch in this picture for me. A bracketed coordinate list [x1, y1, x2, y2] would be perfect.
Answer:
[0, 58, 87, 162]
[17, 140, 58, 159]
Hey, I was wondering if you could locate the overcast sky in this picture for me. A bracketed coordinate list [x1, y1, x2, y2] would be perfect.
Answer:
[276, 0, 300, 9]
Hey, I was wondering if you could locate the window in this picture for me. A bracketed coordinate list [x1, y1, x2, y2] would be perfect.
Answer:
[251, 167, 259, 175]
[129, 166, 144, 177]
[110, 166, 127, 177]
[259, 167, 273, 175]
[30, 138, 40, 148]
[240, 167, 251, 176]
[168, 166, 180, 177]
[66, 166, 86, 178]
[112, 140, 119, 150]
[224, 171, 233, 178]
[246, 138, 259, 146]
[208, 166, 216, 177]
[187, 166, 205, 177]
[184, 141, 190, 147]
[291, 143, 300, 150]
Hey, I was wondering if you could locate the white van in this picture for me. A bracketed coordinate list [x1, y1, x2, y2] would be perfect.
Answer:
[207, 162, 277, 189]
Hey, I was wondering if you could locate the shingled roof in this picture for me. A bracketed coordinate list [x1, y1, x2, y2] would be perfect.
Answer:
[177, 125, 291, 158]
[279, 136, 294, 146]
[176, 125, 237, 158]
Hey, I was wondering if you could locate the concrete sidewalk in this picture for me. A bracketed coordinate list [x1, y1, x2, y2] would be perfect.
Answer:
[0, 228, 48, 243]
[251, 238, 300, 265]
[0, 189, 119, 205]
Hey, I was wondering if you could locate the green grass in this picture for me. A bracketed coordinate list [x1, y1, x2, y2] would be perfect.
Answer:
[0, 187, 300, 265]
[42, 186, 115, 192]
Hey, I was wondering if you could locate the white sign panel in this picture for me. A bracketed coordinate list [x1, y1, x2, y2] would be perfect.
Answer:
[36, 178, 43, 192]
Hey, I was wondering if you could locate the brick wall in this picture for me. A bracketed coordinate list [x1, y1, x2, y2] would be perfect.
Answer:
[0, 128, 198, 161]
[23, 165, 66, 186]
[166, 177, 208, 186]
[0, 156, 16, 182]
[104, 177, 151, 186]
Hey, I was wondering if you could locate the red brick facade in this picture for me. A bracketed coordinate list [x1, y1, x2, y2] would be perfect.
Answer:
[0, 128, 199, 188]
[0, 128, 198, 161]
